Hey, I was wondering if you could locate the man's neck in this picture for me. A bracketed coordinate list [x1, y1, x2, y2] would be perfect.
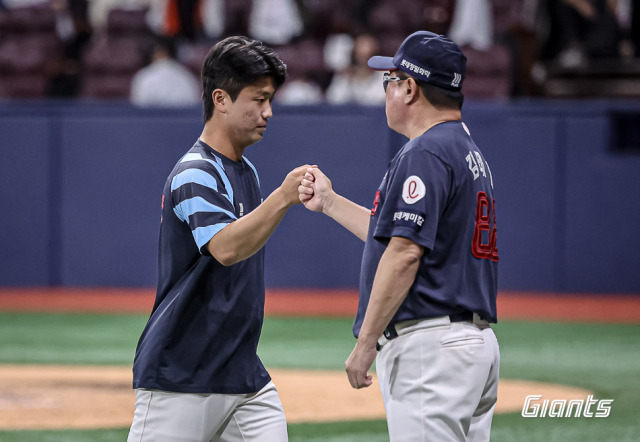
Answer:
[199, 123, 245, 162]
[405, 107, 461, 140]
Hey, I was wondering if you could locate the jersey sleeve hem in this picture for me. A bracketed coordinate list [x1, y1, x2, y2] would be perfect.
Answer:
[373, 227, 434, 252]
[194, 222, 230, 253]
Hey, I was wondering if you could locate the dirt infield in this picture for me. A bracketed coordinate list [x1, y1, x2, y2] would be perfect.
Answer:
[0, 365, 593, 430]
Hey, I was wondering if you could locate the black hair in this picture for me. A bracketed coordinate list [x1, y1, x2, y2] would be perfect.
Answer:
[201, 36, 287, 123]
[419, 81, 464, 110]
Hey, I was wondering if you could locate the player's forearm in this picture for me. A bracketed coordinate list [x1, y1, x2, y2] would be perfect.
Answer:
[357, 238, 422, 348]
[323, 193, 370, 242]
[207, 187, 290, 266]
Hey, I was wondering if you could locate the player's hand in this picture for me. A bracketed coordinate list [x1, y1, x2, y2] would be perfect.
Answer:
[345, 341, 376, 389]
[298, 167, 333, 213]
[280, 165, 315, 206]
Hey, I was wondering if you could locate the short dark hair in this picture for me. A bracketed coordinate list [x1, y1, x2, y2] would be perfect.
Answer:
[419, 81, 464, 110]
[201, 36, 287, 122]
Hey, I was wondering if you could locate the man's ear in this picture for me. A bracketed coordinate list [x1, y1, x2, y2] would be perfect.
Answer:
[212, 89, 228, 113]
[404, 78, 420, 105]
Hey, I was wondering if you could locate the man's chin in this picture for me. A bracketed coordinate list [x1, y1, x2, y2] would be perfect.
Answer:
[244, 134, 264, 148]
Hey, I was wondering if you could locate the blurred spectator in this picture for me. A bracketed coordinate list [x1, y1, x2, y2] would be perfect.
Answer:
[500, 0, 547, 96]
[446, 0, 517, 98]
[130, 36, 200, 107]
[612, 0, 636, 57]
[161, 0, 199, 41]
[324, 33, 354, 73]
[249, 0, 303, 45]
[545, 0, 622, 67]
[276, 74, 324, 105]
[448, 0, 493, 50]
[200, 0, 223, 39]
[325, 33, 385, 105]
[49, 0, 93, 97]
[145, 0, 224, 43]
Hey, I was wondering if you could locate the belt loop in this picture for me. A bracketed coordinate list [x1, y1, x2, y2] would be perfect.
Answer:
[376, 334, 390, 351]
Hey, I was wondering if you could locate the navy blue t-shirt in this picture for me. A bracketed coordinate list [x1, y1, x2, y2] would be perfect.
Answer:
[354, 121, 498, 337]
[132, 140, 270, 394]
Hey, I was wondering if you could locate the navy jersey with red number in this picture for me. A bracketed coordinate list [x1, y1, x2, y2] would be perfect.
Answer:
[132, 140, 270, 394]
[354, 120, 498, 337]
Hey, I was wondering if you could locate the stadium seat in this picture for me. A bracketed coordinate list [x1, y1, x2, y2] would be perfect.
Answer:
[0, 4, 61, 99]
[178, 42, 212, 79]
[80, 35, 148, 99]
[273, 39, 328, 84]
[106, 7, 152, 37]
[79, 7, 154, 100]
[462, 44, 513, 99]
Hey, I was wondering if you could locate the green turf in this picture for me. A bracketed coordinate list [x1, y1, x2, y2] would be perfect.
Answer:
[258, 316, 358, 369]
[287, 420, 389, 442]
[0, 313, 638, 441]
[0, 312, 147, 365]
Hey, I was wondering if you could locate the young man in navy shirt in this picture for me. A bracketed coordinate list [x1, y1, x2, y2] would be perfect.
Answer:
[299, 31, 500, 441]
[128, 36, 310, 442]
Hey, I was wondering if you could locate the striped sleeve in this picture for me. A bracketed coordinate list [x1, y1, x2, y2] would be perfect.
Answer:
[170, 158, 236, 253]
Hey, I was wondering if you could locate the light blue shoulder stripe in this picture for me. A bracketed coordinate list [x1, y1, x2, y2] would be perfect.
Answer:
[175, 152, 233, 205]
[172, 196, 237, 223]
[243, 156, 260, 187]
[193, 223, 229, 250]
[171, 168, 218, 193]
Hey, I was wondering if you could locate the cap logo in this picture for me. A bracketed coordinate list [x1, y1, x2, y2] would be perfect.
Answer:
[400, 59, 430, 78]
[451, 73, 462, 88]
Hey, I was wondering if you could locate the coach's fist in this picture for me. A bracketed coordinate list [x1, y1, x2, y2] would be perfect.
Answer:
[279, 165, 315, 206]
[299, 167, 333, 213]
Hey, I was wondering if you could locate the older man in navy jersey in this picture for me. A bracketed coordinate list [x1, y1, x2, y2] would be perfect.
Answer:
[299, 31, 501, 441]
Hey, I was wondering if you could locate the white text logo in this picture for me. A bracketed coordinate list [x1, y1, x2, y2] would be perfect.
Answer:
[393, 211, 424, 227]
[465, 151, 494, 189]
[522, 394, 613, 418]
[400, 59, 431, 78]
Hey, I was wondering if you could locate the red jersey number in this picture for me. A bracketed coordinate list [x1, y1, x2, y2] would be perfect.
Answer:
[472, 191, 499, 261]
[371, 190, 381, 216]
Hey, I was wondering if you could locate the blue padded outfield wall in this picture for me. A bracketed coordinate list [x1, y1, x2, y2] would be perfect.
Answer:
[1, 100, 639, 293]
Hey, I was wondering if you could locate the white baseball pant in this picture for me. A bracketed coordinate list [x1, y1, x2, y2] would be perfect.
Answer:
[127, 380, 288, 442]
[376, 315, 500, 441]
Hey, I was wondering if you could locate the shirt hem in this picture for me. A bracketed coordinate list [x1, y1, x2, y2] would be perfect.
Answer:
[132, 375, 271, 395]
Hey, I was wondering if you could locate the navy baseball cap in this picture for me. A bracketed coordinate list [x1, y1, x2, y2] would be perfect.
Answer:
[368, 31, 466, 91]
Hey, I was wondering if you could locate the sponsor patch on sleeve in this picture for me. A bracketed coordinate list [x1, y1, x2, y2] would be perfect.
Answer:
[392, 209, 425, 230]
[402, 175, 426, 204]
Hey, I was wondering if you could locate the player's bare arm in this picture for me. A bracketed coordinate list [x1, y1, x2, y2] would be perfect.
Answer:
[345, 236, 424, 389]
[299, 167, 370, 242]
[208, 164, 312, 266]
